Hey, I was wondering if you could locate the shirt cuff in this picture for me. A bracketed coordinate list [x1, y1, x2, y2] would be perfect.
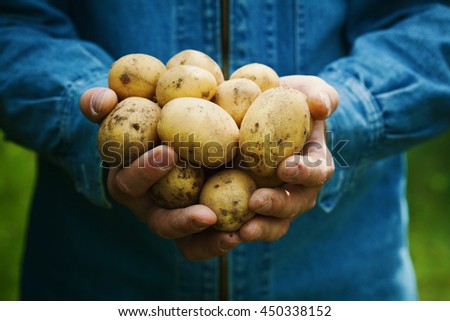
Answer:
[59, 70, 112, 208]
[316, 68, 385, 212]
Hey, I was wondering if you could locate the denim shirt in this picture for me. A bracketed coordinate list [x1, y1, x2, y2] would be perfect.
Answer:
[1, 0, 450, 300]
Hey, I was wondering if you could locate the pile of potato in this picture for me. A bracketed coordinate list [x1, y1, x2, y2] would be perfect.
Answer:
[97, 50, 311, 231]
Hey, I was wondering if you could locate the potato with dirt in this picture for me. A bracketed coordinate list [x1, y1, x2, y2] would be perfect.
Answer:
[199, 169, 257, 232]
[155, 65, 217, 106]
[239, 87, 311, 177]
[157, 97, 239, 167]
[213, 78, 261, 127]
[166, 49, 224, 85]
[97, 97, 160, 167]
[108, 53, 166, 101]
[150, 162, 205, 209]
[229, 63, 279, 92]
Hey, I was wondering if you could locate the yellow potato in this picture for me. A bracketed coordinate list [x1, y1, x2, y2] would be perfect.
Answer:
[213, 78, 261, 127]
[150, 162, 204, 209]
[97, 97, 160, 167]
[166, 49, 224, 85]
[199, 169, 257, 232]
[155, 65, 217, 106]
[239, 87, 311, 177]
[157, 97, 239, 167]
[232, 151, 284, 187]
[229, 63, 279, 92]
[245, 169, 284, 188]
[108, 53, 166, 101]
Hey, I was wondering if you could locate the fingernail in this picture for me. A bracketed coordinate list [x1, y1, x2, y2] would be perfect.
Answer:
[150, 148, 170, 168]
[91, 89, 107, 114]
[319, 92, 331, 117]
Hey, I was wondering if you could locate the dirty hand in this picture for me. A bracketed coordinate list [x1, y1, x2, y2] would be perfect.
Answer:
[80, 88, 241, 261]
[238, 76, 339, 242]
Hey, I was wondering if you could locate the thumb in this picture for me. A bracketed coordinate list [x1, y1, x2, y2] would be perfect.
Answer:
[280, 75, 339, 120]
[79, 87, 118, 123]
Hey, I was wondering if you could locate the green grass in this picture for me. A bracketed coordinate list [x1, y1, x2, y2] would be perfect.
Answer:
[407, 130, 450, 300]
[0, 132, 35, 300]
[0, 130, 449, 300]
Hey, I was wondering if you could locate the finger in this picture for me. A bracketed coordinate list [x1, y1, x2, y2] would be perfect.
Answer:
[239, 215, 291, 242]
[176, 230, 241, 261]
[278, 121, 334, 186]
[280, 75, 339, 120]
[248, 184, 321, 219]
[146, 204, 217, 239]
[108, 145, 177, 201]
[79, 87, 118, 123]
[278, 154, 334, 187]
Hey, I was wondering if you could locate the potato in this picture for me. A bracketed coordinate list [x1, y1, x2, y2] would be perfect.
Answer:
[108, 53, 166, 101]
[199, 169, 257, 232]
[230, 63, 279, 92]
[157, 97, 239, 167]
[97, 97, 160, 167]
[245, 169, 284, 188]
[150, 162, 204, 209]
[213, 78, 261, 127]
[155, 65, 217, 106]
[239, 87, 310, 177]
[232, 151, 284, 188]
[166, 49, 224, 85]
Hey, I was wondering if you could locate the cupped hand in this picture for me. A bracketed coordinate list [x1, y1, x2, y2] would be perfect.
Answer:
[79, 87, 241, 261]
[238, 76, 338, 242]
[79, 75, 338, 259]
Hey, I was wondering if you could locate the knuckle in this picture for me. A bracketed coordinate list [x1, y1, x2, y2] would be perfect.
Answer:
[140, 167, 158, 184]
[149, 222, 170, 239]
[107, 179, 125, 202]
[316, 165, 332, 186]
[177, 244, 197, 262]
[326, 164, 335, 180]
[315, 166, 330, 181]
[272, 221, 290, 241]
[310, 198, 317, 209]
[305, 198, 317, 211]
[320, 168, 329, 184]
[288, 209, 299, 220]
[146, 215, 172, 239]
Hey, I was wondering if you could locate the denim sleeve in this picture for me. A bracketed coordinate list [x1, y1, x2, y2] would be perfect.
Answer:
[317, 3, 450, 212]
[0, 1, 113, 207]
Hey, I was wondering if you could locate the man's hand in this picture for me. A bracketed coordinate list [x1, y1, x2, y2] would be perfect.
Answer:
[238, 75, 338, 242]
[79, 74, 338, 260]
[80, 88, 241, 261]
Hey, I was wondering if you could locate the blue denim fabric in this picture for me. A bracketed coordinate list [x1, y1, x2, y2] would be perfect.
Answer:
[1, 0, 450, 300]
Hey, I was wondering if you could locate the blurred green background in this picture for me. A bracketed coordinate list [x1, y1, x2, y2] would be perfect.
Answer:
[0, 130, 449, 300]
